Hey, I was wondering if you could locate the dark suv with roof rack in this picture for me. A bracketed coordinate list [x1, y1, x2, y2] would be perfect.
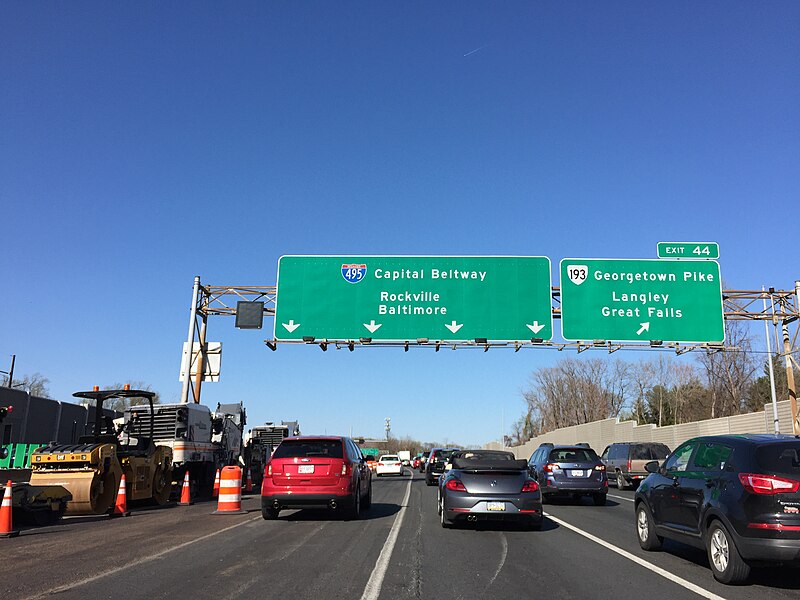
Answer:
[635, 434, 800, 584]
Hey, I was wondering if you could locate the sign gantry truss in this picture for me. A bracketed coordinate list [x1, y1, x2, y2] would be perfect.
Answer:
[183, 279, 799, 433]
[191, 283, 798, 354]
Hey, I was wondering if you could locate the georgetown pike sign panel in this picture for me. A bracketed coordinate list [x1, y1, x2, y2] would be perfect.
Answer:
[274, 256, 553, 342]
[560, 258, 724, 343]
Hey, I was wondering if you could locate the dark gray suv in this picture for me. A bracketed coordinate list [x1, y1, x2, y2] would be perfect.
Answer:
[528, 443, 608, 505]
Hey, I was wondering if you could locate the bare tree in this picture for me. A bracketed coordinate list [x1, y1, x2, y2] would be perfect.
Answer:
[698, 320, 758, 417]
[102, 382, 161, 412]
[4, 373, 51, 398]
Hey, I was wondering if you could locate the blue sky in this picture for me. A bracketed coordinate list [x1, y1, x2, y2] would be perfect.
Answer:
[2, 3, 798, 446]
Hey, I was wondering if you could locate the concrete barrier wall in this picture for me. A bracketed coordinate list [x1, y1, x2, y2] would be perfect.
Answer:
[487, 400, 794, 459]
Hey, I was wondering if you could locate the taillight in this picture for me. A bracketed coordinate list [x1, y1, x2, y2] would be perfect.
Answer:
[394, 462, 401, 466]
[627, 459, 632, 472]
[266, 463, 272, 477]
[739, 473, 800, 494]
[543, 463, 559, 473]
[445, 479, 466, 492]
[521, 480, 539, 493]
[342, 462, 349, 476]
[595, 465, 606, 471]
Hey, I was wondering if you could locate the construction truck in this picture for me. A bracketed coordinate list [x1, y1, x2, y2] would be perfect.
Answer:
[1, 405, 73, 525]
[242, 421, 299, 489]
[29, 389, 173, 515]
[125, 401, 245, 497]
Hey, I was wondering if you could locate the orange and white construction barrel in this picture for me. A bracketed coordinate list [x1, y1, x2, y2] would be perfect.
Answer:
[212, 466, 246, 515]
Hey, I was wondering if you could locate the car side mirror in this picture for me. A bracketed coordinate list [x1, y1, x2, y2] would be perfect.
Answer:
[644, 460, 659, 474]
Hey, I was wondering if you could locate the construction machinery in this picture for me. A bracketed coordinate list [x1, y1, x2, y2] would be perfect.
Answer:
[29, 389, 173, 515]
[1, 405, 73, 524]
[124, 401, 245, 497]
[242, 421, 299, 488]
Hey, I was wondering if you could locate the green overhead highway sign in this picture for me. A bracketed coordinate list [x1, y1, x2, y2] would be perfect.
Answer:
[274, 256, 553, 342]
[560, 258, 724, 343]
[657, 242, 720, 259]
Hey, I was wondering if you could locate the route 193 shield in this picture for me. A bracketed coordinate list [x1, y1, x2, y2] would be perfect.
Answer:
[566, 264, 588, 286]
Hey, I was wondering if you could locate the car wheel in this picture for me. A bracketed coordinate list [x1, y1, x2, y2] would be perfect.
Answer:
[346, 488, 361, 520]
[363, 481, 372, 510]
[593, 493, 607, 506]
[636, 503, 662, 551]
[525, 517, 542, 531]
[426, 477, 434, 487]
[616, 472, 629, 490]
[440, 503, 453, 529]
[707, 521, 750, 584]
[262, 506, 279, 520]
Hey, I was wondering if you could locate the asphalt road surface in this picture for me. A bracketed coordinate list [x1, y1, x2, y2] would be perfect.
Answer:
[2, 470, 798, 599]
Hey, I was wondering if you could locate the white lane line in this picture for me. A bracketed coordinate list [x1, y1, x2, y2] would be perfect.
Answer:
[486, 532, 508, 589]
[360, 473, 414, 600]
[27, 515, 262, 599]
[544, 513, 727, 600]
[609, 494, 635, 503]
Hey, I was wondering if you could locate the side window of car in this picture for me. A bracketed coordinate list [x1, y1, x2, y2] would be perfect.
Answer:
[601, 447, 610, 461]
[664, 443, 696, 473]
[691, 443, 732, 472]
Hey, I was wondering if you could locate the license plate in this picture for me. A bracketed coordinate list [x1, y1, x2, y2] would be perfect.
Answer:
[298, 465, 314, 474]
[571, 469, 584, 477]
[487, 502, 506, 511]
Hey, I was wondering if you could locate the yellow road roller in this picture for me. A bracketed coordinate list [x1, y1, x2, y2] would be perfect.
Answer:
[29, 388, 173, 515]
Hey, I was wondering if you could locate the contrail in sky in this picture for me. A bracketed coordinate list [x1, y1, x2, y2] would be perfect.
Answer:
[463, 44, 489, 57]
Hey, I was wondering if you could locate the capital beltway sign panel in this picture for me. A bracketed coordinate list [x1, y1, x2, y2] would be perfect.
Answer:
[274, 256, 553, 342]
[560, 258, 724, 343]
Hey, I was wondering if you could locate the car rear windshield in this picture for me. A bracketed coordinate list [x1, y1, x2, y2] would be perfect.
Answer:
[549, 449, 598, 462]
[381, 456, 399, 461]
[273, 439, 344, 459]
[755, 443, 800, 476]
[630, 444, 671, 460]
[456, 451, 515, 461]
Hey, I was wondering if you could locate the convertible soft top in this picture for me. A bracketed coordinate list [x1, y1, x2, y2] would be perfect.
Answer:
[451, 457, 529, 471]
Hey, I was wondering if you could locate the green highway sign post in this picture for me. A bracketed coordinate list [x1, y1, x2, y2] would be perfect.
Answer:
[274, 256, 553, 342]
[560, 259, 724, 343]
[657, 242, 719, 259]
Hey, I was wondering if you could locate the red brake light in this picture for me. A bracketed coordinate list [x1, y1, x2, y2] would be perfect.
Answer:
[543, 463, 559, 473]
[627, 459, 632, 471]
[739, 473, 799, 494]
[445, 479, 466, 492]
[341, 462, 349, 476]
[595, 465, 606, 471]
[521, 480, 539, 493]
[266, 463, 272, 477]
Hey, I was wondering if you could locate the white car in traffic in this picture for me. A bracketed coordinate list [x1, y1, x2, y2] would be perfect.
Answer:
[375, 454, 404, 477]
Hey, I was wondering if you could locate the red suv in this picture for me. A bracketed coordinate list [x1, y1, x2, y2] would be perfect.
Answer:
[261, 436, 372, 520]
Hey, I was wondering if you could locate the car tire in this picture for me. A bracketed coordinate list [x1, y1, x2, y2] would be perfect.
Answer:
[706, 521, 750, 584]
[346, 488, 361, 520]
[525, 517, 542, 531]
[636, 503, 662, 551]
[440, 504, 453, 529]
[593, 493, 607, 506]
[616, 472, 629, 490]
[363, 481, 372, 510]
[425, 477, 435, 487]
[262, 506, 279, 520]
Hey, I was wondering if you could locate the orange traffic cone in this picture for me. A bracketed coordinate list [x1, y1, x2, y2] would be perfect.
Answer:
[212, 469, 220, 498]
[245, 469, 253, 493]
[110, 474, 131, 517]
[1, 481, 20, 538]
[178, 471, 193, 506]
